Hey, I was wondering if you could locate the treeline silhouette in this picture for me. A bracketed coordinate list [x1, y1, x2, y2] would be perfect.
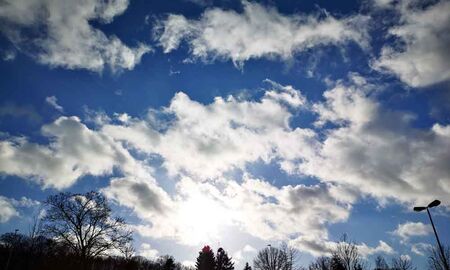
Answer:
[0, 191, 448, 270]
[0, 232, 187, 270]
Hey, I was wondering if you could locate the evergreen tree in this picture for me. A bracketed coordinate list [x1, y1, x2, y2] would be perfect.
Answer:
[216, 248, 234, 270]
[243, 262, 252, 270]
[163, 256, 176, 270]
[196, 245, 216, 270]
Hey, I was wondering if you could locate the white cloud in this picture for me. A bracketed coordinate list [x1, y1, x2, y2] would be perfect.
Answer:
[45, 96, 64, 113]
[0, 196, 18, 223]
[392, 222, 432, 242]
[411, 242, 432, 256]
[233, 244, 257, 265]
[182, 260, 196, 268]
[139, 243, 159, 259]
[155, 1, 369, 67]
[372, 0, 450, 87]
[102, 82, 314, 180]
[400, 254, 411, 261]
[102, 176, 174, 221]
[297, 79, 450, 205]
[357, 240, 394, 257]
[106, 173, 353, 254]
[0, 0, 151, 72]
[0, 116, 139, 189]
[1, 78, 449, 258]
[95, 79, 449, 253]
[289, 236, 394, 258]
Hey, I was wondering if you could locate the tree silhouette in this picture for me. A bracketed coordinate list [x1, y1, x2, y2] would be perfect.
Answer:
[0, 230, 193, 270]
[330, 254, 345, 270]
[428, 245, 450, 270]
[216, 247, 234, 270]
[280, 243, 300, 270]
[196, 245, 216, 270]
[374, 255, 389, 270]
[243, 262, 252, 270]
[162, 256, 177, 270]
[41, 191, 132, 265]
[308, 257, 331, 270]
[332, 234, 365, 270]
[253, 245, 294, 270]
[391, 256, 415, 270]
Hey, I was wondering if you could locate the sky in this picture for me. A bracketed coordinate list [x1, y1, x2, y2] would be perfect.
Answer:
[0, 0, 449, 268]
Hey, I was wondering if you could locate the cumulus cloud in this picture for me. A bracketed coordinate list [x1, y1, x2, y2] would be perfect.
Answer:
[297, 79, 450, 205]
[357, 240, 394, 257]
[0, 0, 151, 72]
[139, 243, 159, 259]
[102, 176, 174, 221]
[372, 0, 450, 87]
[392, 221, 432, 242]
[0, 196, 39, 223]
[45, 96, 64, 113]
[102, 81, 315, 180]
[98, 79, 449, 251]
[411, 242, 432, 256]
[107, 174, 353, 255]
[233, 244, 257, 263]
[290, 235, 394, 257]
[155, 1, 369, 67]
[0, 116, 139, 189]
[0, 196, 18, 223]
[1, 78, 448, 257]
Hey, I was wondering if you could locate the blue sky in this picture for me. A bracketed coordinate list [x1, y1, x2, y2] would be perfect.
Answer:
[0, 0, 449, 268]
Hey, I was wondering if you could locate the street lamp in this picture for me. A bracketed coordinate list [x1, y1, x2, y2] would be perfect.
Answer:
[414, 200, 449, 270]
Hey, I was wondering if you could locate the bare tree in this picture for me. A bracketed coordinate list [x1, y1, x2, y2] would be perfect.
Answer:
[120, 242, 136, 260]
[428, 245, 450, 270]
[308, 257, 331, 270]
[280, 243, 301, 270]
[253, 245, 288, 270]
[374, 255, 389, 270]
[391, 256, 415, 270]
[333, 234, 366, 270]
[41, 191, 132, 262]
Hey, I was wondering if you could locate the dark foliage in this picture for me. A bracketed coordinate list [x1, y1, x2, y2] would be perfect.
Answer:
[216, 247, 235, 270]
[243, 262, 252, 270]
[0, 232, 189, 270]
[196, 245, 216, 270]
[330, 255, 345, 270]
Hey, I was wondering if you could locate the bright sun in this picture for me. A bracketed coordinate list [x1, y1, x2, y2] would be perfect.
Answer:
[176, 188, 231, 245]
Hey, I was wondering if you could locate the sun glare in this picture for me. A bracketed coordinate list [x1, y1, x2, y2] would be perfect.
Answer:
[176, 191, 230, 245]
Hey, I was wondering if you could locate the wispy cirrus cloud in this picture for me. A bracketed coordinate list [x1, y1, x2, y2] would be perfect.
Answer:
[45, 96, 64, 113]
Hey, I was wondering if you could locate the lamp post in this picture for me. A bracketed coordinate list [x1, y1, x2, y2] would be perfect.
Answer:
[414, 200, 449, 270]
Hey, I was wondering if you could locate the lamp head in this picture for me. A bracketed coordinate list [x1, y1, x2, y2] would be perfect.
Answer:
[413, 206, 427, 212]
[428, 200, 441, 208]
